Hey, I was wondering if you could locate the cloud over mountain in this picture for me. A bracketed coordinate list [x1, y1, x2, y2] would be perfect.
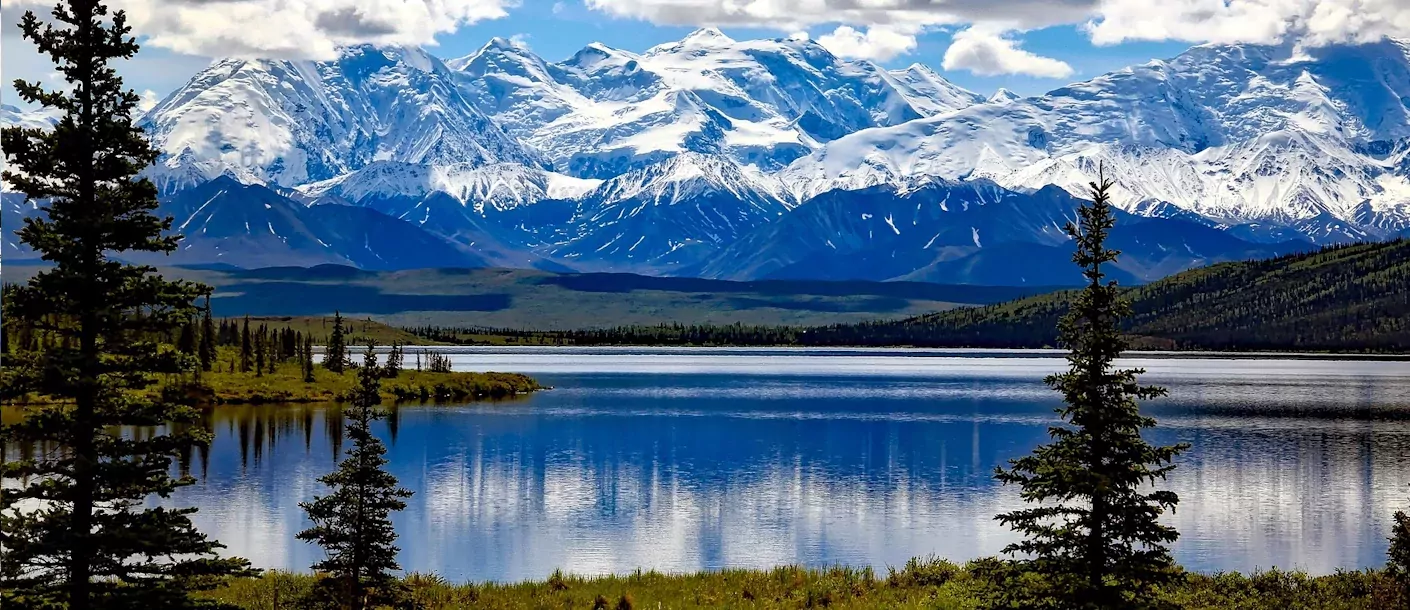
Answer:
[5, 0, 511, 59]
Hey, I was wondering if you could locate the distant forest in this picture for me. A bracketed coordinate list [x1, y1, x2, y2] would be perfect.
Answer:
[402, 239, 1410, 353]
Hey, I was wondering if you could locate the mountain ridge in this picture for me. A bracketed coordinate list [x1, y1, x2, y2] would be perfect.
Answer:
[11, 32, 1410, 285]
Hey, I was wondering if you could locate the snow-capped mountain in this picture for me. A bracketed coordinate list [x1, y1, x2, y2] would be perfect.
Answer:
[696, 178, 1307, 284]
[0, 104, 58, 130]
[451, 28, 985, 178]
[140, 45, 545, 193]
[783, 38, 1410, 243]
[547, 152, 792, 268]
[18, 32, 1410, 284]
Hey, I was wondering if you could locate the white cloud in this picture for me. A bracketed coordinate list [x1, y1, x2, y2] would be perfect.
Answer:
[815, 25, 917, 61]
[942, 27, 1074, 78]
[137, 89, 160, 113]
[581, 0, 1090, 31]
[510, 33, 532, 48]
[1087, 0, 1410, 47]
[552, 1, 567, 14]
[584, 0, 1410, 57]
[5, 0, 513, 60]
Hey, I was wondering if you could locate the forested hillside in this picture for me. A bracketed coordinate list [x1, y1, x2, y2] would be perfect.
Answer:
[822, 239, 1410, 351]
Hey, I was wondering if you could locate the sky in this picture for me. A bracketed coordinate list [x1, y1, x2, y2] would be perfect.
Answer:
[4, 0, 1410, 109]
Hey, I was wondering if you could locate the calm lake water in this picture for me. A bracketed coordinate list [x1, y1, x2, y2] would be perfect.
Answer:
[170, 348, 1410, 581]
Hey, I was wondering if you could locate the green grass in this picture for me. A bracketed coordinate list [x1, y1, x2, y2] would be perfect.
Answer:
[4, 347, 541, 406]
[187, 365, 540, 405]
[198, 558, 1405, 610]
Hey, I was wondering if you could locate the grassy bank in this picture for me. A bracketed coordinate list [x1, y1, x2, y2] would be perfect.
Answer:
[185, 366, 541, 405]
[4, 351, 541, 406]
[200, 558, 1403, 610]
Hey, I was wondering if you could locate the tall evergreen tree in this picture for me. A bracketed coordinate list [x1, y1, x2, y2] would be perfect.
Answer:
[254, 328, 265, 378]
[199, 294, 216, 372]
[177, 318, 197, 355]
[383, 343, 403, 378]
[0, 0, 252, 606]
[239, 316, 252, 373]
[323, 311, 348, 373]
[991, 172, 1188, 610]
[304, 335, 317, 383]
[298, 344, 412, 609]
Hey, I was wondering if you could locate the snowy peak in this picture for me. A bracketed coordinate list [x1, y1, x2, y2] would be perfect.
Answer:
[988, 88, 1021, 104]
[142, 44, 545, 189]
[452, 29, 984, 178]
[889, 64, 986, 115]
[675, 27, 736, 48]
[0, 104, 59, 129]
[786, 37, 1410, 243]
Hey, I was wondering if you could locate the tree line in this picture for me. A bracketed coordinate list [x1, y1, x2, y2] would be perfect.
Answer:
[402, 237, 1410, 353]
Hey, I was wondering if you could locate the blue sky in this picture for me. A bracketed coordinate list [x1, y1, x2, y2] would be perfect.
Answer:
[2, 0, 1403, 108]
[434, 7, 1195, 97]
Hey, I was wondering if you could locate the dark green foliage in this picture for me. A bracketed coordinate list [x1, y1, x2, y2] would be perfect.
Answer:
[178, 317, 198, 355]
[0, 0, 252, 606]
[254, 328, 265, 378]
[383, 343, 403, 378]
[819, 238, 1410, 351]
[298, 344, 413, 609]
[420, 350, 452, 373]
[240, 316, 252, 373]
[303, 335, 316, 383]
[1388, 509, 1410, 604]
[200, 295, 217, 372]
[991, 174, 1189, 610]
[323, 311, 349, 373]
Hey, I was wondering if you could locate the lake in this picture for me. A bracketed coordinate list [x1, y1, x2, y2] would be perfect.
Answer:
[170, 348, 1410, 582]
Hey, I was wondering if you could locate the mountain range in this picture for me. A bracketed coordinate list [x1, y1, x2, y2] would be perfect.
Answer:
[12, 31, 1410, 285]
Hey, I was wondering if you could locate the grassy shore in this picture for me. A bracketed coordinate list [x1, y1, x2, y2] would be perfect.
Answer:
[200, 558, 1402, 610]
[184, 366, 541, 405]
[3, 349, 541, 406]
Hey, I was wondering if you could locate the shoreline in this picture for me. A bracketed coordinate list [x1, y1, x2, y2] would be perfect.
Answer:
[349, 343, 1410, 361]
[200, 559, 1401, 609]
[1, 369, 544, 408]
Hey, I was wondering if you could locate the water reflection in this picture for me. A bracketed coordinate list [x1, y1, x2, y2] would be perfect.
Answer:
[9, 351, 1410, 582]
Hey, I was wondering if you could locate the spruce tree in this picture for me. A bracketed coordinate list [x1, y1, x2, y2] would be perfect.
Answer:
[304, 335, 317, 383]
[199, 294, 216, 372]
[323, 311, 348, 373]
[0, 0, 252, 606]
[177, 318, 197, 355]
[240, 316, 252, 373]
[384, 342, 403, 378]
[992, 172, 1188, 610]
[254, 328, 265, 378]
[1389, 509, 1410, 600]
[298, 344, 412, 609]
